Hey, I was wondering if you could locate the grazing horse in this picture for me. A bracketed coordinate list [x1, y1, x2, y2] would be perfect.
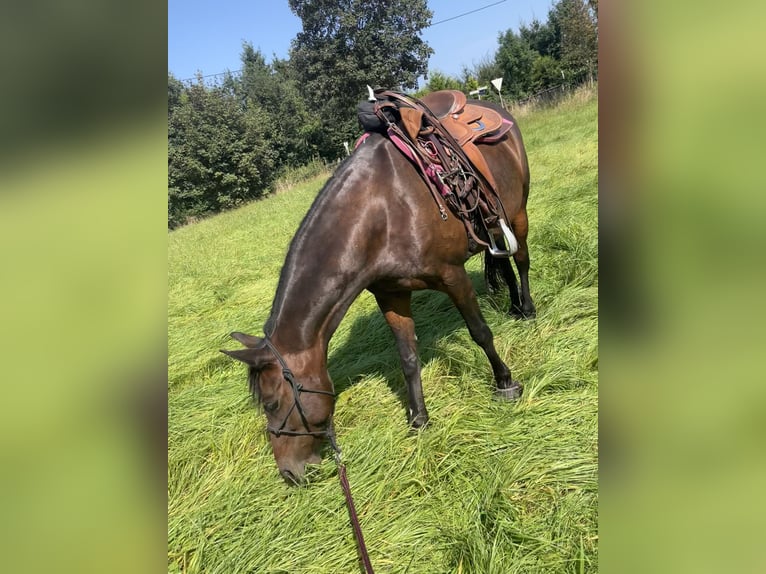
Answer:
[222, 100, 535, 484]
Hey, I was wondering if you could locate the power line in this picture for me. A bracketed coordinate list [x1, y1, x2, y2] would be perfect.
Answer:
[429, 0, 507, 27]
[180, 70, 237, 82]
[177, 0, 509, 83]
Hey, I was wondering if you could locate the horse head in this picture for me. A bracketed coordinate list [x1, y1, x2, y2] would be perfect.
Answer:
[222, 332, 334, 485]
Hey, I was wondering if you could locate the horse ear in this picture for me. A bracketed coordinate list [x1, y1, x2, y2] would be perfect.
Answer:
[230, 331, 263, 348]
[220, 346, 275, 369]
[220, 348, 258, 365]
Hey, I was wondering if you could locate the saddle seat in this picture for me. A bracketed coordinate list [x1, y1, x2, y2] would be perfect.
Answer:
[419, 89, 466, 118]
[420, 90, 507, 146]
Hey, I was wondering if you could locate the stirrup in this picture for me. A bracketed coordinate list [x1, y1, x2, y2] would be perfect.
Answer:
[486, 219, 519, 258]
[499, 218, 518, 255]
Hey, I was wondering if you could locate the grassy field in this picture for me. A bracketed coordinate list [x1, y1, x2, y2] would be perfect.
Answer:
[168, 87, 598, 574]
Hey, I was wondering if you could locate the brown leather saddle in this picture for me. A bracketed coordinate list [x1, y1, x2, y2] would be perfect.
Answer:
[397, 90, 510, 196]
[362, 89, 515, 255]
[420, 90, 506, 141]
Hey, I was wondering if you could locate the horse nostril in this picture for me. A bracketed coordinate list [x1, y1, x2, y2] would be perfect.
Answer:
[280, 468, 300, 485]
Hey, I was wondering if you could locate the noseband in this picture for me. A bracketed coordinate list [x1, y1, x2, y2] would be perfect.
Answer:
[262, 338, 337, 442]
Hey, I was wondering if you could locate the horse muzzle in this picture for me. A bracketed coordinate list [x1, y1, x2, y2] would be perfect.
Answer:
[280, 467, 303, 485]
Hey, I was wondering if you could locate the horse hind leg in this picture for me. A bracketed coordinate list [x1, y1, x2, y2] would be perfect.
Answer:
[484, 246, 523, 314]
[373, 291, 429, 429]
[510, 208, 536, 319]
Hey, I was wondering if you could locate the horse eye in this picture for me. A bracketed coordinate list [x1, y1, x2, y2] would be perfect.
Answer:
[263, 400, 279, 414]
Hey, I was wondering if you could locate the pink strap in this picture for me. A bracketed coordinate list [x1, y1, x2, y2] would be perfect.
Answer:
[388, 131, 450, 197]
[354, 132, 372, 149]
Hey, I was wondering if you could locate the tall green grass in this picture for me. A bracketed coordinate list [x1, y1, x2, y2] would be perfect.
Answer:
[168, 88, 597, 573]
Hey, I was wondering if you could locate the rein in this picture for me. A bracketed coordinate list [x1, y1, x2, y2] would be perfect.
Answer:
[262, 338, 375, 574]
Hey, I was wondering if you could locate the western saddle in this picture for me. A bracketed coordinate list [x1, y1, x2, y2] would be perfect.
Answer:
[358, 88, 516, 257]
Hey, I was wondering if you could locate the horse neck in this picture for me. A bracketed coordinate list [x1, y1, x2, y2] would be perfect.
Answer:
[266, 277, 366, 359]
[265, 158, 378, 357]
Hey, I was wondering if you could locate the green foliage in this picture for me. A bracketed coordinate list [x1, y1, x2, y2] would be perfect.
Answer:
[587, 0, 598, 26]
[462, 73, 480, 94]
[549, 0, 598, 85]
[288, 0, 433, 158]
[237, 44, 322, 167]
[532, 55, 564, 92]
[495, 29, 538, 100]
[455, 56, 504, 103]
[413, 70, 466, 99]
[167, 75, 277, 228]
[168, 89, 598, 574]
[167, 74, 184, 116]
[492, 0, 597, 101]
[468, 58, 508, 103]
[424, 70, 463, 93]
[520, 18, 560, 59]
[474, 57, 504, 87]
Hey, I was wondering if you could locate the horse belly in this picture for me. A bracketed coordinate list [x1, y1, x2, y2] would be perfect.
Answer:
[369, 277, 432, 292]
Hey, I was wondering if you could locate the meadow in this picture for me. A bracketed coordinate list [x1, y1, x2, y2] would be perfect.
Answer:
[168, 87, 598, 573]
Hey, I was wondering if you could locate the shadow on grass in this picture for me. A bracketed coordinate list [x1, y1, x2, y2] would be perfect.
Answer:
[327, 269, 514, 414]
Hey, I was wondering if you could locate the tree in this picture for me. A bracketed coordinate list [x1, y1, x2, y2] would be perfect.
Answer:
[550, 0, 598, 85]
[588, 0, 598, 27]
[519, 19, 559, 59]
[288, 0, 433, 158]
[494, 29, 538, 100]
[168, 73, 184, 117]
[237, 44, 281, 112]
[492, 0, 598, 103]
[168, 76, 277, 228]
[236, 44, 320, 167]
[531, 55, 563, 92]
[421, 70, 463, 94]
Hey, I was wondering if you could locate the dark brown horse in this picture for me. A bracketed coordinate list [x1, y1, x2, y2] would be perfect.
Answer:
[222, 100, 535, 484]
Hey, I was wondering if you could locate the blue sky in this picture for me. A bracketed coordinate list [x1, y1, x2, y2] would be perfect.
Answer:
[168, 0, 555, 83]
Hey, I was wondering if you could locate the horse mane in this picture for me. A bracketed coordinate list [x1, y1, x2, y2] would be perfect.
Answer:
[264, 139, 383, 339]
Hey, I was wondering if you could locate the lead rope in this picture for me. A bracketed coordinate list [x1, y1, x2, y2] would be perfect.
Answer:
[262, 338, 373, 573]
[328, 426, 374, 574]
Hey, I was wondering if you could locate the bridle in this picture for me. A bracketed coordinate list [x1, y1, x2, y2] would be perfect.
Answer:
[261, 337, 374, 574]
[262, 338, 336, 439]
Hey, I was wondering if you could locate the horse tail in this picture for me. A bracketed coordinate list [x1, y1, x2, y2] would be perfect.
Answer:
[484, 239, 507, 292]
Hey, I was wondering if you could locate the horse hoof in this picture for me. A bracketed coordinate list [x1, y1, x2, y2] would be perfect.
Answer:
[510, 307, 536, 320]
[409, 413, 429, 430]
[495, 383, 523, 400]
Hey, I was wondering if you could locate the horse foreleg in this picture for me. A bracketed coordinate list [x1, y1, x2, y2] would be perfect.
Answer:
[441, 266, 523, 400]
[511, 209, 536, 319]
[373, 291, 429, 428]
